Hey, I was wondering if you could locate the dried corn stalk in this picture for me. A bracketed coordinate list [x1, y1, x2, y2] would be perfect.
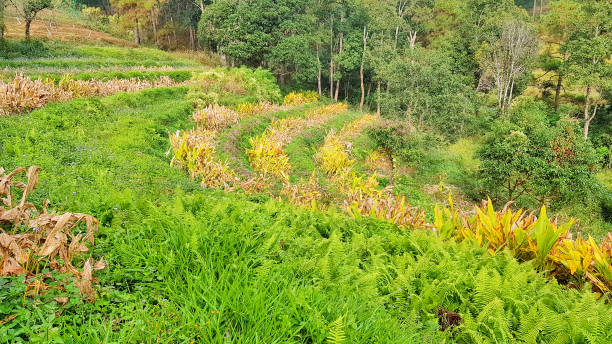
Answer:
[0, 73, 180, 116]
[0, 166, 105, 301]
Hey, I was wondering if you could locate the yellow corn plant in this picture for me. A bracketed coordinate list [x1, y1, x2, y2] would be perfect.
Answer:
[315, 131, 354, 176]
[234, 174, 274, 195]
[313, 116, 426, 230]
[283, 91, 318, 106]
[305, 103, 348, 120]
[168, 129, 236, 188]
[235, 101, 286, 117]
[280, 172, 325, 209]
[245, 104, 349, 183]
[1, 73, 179, 115]
[193, 105, 240, 130]
[246, 135, 291, 181]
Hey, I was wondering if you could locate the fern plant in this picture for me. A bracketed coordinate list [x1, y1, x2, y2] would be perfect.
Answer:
[326, 316, 346, 344]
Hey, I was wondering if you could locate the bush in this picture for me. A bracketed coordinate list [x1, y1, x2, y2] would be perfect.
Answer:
[476, 100, 601, 207]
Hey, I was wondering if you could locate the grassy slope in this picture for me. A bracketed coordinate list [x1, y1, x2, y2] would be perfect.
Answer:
[0, 40, 203, 77]
[1, 88, 611, 343]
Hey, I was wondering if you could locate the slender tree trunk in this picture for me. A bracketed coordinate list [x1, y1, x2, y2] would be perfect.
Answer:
[584, 103, 597, 139]
[334, 13, 344, 102]
[171, 16, 177, 47]
[189, 27, 195, 50]
[150, 8, 158, 45]
[554, 51, 568, 110]
[199, 0, 205, 13]
[134, 18, 140, 45]
[360, 26, 367, 111]
[532, 0, 537, 17]
[376, 81, 381, 116]
[316, 44, 322, 96]
[554, 73, 563, 110]
[25, 19, 32, 40]
[409, 31, 417, 50]
[334, 30, 342, 101]
[394, 26, 399, 50]
[583, 86, 592, 138]
[329, 15, 334, 99]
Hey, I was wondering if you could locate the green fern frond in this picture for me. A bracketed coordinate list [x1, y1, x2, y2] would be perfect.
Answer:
[327, 316, 346, 344]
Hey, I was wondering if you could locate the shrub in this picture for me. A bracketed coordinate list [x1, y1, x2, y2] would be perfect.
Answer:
[476, 101, 601, 207]
[434, 199, 612, 294]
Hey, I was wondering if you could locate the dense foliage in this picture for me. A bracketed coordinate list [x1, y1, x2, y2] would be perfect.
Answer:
[1, 89, 610, 342]
[0, 0, 610, 342]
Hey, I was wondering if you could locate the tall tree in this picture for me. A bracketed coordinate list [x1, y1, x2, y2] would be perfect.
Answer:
[478, 19, 538, 114]
[9, 0, 52, 39]
[540, 0, 582, 110]
[560, 0, 611, 138]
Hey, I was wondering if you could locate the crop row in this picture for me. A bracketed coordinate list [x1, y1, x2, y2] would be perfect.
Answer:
[0, 73, 180, 115]
[246, 103, 348, 182]
[168, 92, 319, 189]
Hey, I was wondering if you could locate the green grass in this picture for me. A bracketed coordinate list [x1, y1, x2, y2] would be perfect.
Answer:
[1, 87, 611, 343]
[36, 70, 197, 83]
[0, 40, 201, 75]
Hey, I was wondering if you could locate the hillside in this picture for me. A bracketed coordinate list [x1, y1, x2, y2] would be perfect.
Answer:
[1, 0, 611, 342]
[2, 2, 133, 46]
[1, 36, 611, 342]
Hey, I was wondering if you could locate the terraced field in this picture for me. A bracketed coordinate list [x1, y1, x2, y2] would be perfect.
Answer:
[1, 43, 611, 343]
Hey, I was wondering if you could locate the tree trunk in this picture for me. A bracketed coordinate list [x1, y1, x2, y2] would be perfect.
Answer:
[583, 86, 591, 138]
[150, 8, 158, 45]
[409, 31, 417, 50]
[377, 81, 381, 116]
[199, 0, 205, 13]
[394, 26, 399, 50]
[316, 44, 322, 96]
[360, 26, 367, 111]
[554, 73, 562, 110]
[189, 27, 195, 50]
[387, 149, 395, 185]
[533, 0, 537, 17]
[134, 18, 140, 45]
[329, 16, 334, 99]
[25, 19, 32, 39]
[334, 16, 344, 102]
[171, 16, 177, 47]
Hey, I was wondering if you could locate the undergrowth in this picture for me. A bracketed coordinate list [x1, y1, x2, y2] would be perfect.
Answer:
[0, 84, 610, 342]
